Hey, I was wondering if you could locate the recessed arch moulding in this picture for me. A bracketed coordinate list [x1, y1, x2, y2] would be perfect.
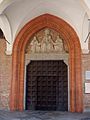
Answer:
[0, 14, 12, 54]
[10, 14, 83, 112]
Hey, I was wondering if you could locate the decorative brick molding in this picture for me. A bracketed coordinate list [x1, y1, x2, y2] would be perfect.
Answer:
[10, 14, 83, 112]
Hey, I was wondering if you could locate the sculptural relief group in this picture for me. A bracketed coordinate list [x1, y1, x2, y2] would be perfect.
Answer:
[26, 29, 66, 53]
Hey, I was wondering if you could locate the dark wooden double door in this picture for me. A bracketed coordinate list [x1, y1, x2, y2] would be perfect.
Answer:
[26, 60, 68, 111]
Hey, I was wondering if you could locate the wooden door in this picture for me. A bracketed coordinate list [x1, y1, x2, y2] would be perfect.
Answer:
[26, 60, 68, 111]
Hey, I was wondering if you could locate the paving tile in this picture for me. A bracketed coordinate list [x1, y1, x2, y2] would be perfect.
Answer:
[0, 111, 90, 120]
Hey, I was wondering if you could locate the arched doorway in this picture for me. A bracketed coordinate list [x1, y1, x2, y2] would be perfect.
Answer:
[25, 28, 69, 111]
[10, 14, 83, 112]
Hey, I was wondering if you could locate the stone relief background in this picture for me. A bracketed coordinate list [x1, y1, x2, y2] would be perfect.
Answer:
[25, 28, 69, 54]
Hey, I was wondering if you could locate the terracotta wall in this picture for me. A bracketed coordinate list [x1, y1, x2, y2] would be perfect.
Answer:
[0, 39, 12, 110]
[82, 53, 90, 110]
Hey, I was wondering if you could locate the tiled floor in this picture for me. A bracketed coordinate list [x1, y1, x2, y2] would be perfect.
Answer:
[0, 110, 90, 120]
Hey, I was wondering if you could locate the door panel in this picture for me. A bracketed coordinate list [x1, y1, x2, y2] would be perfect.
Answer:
[36, 76, 58, 110]
[26, 60, 68, 111]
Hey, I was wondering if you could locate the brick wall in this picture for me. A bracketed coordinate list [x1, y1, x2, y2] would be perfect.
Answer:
[0, 38, 88, 111]
[0, 39, 89, 111]
[0, 39, 12, 110]
[82, 53, 90, 110]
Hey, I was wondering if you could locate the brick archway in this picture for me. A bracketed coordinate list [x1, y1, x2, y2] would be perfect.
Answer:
[10, 14, 83, 112]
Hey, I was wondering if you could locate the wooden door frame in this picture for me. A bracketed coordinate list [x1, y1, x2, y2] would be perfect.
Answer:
[10, 14, 83, 112]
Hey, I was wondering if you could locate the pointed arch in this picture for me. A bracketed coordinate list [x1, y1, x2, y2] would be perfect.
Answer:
[10, 14, 83, 112]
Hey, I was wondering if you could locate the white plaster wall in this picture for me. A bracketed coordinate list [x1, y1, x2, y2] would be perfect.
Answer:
[81, 0, 90, 17]
[0, 0, 18, 14]
[84, 0, 90, 9]
[4, 0, 85, 40]
[0, 0, 90, 54]
[82, 13, 89, 53]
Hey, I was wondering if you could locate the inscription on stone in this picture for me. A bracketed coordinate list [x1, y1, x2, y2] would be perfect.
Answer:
[85, 83, 90, 93]
[85, 71, 90, 80]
